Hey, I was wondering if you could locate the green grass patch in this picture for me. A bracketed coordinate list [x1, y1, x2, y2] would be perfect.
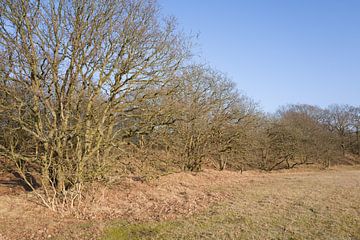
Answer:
[102, 221, 176, 240]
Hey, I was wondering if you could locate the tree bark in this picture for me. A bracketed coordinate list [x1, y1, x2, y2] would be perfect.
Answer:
[357, 127, 360, 156]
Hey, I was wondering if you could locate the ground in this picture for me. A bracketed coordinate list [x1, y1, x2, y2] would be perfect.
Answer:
[0, 165, 359, 240]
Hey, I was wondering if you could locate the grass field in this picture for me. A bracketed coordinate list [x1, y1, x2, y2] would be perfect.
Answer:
[1, 166, 360, 239]
[101, 168, 360, 240]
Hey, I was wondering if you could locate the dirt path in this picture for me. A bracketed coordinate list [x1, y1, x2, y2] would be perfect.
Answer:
[1, 166, 359, 239]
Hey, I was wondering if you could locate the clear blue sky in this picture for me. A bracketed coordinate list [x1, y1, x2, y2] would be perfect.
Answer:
[159, 0, 360, 112]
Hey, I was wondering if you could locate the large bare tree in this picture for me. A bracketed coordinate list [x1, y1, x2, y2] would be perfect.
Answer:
[0, 0, 189, 210]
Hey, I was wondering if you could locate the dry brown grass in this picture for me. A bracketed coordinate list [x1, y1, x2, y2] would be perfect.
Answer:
[103, 166, 360, 239]
[0, 165, 359, 239]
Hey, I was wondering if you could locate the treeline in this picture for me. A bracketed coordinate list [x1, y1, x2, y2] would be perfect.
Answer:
[0, 0, 359, 210]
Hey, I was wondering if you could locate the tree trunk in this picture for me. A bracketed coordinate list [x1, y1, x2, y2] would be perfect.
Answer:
[341, 143, 346, 156]
[357, 127, 360, 156]
[219, 155, 227, 171]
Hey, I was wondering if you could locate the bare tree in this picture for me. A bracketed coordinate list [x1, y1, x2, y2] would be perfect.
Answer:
[322, 105, 353, 156]
[147, 65, 260, 172]
[349, 106, 360, 156]
[261, 105, 342, 170]
[0, 0, 189, 210]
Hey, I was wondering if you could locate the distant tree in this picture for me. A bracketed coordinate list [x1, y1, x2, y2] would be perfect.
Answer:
[349, 106, 360, 156]
[261, 104, 342, 170]
[322, 105, 353, 156]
